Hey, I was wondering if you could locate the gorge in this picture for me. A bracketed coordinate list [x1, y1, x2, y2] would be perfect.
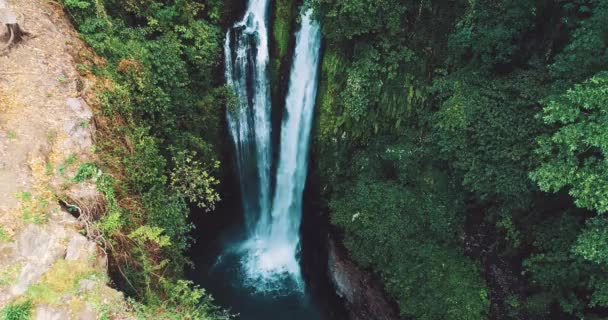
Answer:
[224, 0, 321, 292]
[191, 1, 331, 318]
[4, 1, 608, 319]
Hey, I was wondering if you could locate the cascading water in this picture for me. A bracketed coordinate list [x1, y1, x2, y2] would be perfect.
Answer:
[225, 0, 272, 237]
[264, 8, 322, 285]
[225, 3, 322, 294]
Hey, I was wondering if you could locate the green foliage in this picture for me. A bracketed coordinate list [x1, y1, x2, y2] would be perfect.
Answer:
[125, 129, 168, 193]
[328, 137, 488, 319]
[132, 280, 230, 320]
[523, 213, 606, 315]
[433, 70, 545, 201]
[316, 45, 422, 146]
[95, 174, 124, 236]
[1, 300, 32, 320]
[270, 0, 296, 97]
[63, 0, 91, 9]
[312, 0, 410, 40]
[448, 0, 537, 66]
[332, 179, 488, 319]
[273, 0, 296, 60]
[170, 151, 220, 212]
[129, 226, 171, 248]
[60, 0, 228, 315]
[574, 217, 608, 265]
[73, 162, 101, 183]
[549, 0, 608, 87]
[531, 72, 608, 213]
[313, 0, 608, 318]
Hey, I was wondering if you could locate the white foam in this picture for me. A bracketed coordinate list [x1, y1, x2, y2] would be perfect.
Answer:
[225, 6, 322, 294]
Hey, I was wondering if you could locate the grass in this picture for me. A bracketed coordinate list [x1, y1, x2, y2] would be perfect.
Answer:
[16, 191, 49, 225]
[45, 163, 53, 177]
[46, 129, 57, 143]
[0, 263, 22, 286]
[17, 191, 46, 225]
[57, 153, 78, 177]
[0, 300, 32, 320]
[0, 226, 9, 242]
[26, 259, 104, 305]
[23, 259, 122, 317]
[1, 259, 116, 318]
[27, 262, 75, 304]
[20, 207, 46, 225]
[15, 192, 31, 202]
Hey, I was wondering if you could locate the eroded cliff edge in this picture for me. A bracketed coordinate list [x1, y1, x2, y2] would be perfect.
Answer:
[0, 1, 132, 318]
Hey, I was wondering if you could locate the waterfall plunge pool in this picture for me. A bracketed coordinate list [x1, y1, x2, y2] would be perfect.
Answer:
[187, 219, 329, 320]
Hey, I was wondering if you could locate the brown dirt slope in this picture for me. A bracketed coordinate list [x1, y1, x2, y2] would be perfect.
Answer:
[0, 1, 132, 318]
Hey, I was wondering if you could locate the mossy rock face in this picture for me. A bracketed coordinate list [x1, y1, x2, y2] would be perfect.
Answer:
[272, 0, 296, 61]
[270, 0, 297, 96]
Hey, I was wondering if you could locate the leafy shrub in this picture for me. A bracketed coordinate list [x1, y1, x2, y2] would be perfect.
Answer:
[170, 151, 220, 212]
[132, 280, 231, 320]
[531, 72, 608, 213]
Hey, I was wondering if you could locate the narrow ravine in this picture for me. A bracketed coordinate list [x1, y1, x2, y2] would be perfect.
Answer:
[192, 3, 327, 319]
[224, 0, 322, 292]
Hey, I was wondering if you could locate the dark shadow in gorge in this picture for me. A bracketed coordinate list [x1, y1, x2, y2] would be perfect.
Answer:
[186, 88, 348, 319]
[186, 2, 348, 317]
[186, 151, 348, 320]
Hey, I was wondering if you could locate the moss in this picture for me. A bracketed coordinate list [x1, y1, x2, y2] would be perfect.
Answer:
[270, 0, 296, 90]
[273, 0, 295, 61]
[26, 259, 105, 305]
[315, 47, 347, 143]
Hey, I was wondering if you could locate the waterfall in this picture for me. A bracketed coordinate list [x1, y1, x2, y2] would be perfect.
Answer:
[266, 8, 322, 283]
[225, 0, 272, 236]
[225, 4, 322, 293]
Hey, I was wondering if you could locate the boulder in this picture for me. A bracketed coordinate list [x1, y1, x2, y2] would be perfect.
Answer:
[35, 305, 69, 320]
[61, 98, 93, 152]
[66, 98, 93, 120]
[15, 224, 66, 264]
[65, 233, 96, 262]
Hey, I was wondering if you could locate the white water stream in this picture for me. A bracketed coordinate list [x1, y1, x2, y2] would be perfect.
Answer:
[225, 4, 321, 292]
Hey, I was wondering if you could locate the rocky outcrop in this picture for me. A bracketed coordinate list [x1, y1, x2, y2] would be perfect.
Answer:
[327, 236, 401, 320]
[0, 220, 127, 319]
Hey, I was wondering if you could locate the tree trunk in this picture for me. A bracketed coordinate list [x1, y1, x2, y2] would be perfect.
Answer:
[0, 0, 25, 52]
